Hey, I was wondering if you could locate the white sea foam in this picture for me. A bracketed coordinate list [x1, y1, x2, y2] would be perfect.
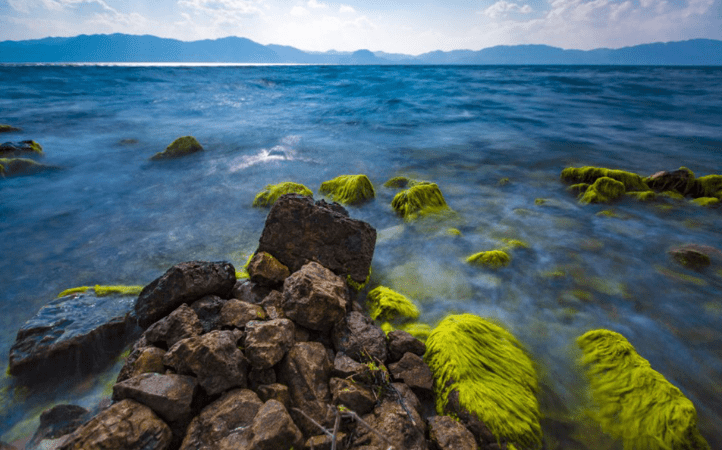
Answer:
[229, 135, 302, 172]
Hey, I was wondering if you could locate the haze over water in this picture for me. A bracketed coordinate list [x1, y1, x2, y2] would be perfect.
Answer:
[1, 64, 721, 448]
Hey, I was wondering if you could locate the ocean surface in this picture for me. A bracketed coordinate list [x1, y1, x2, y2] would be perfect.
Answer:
[1, 64, 721, 448]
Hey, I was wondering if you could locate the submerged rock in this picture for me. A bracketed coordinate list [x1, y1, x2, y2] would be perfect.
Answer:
[391, 182, 452, 220]
[646, 167, 697, 196]
[669, 245, 714, 270]
[0, 124, 22, 133]
[28, 404, 89, 449]
[253, 182, 313, 207]
[0, 157, 55, 177]
[150, 136, 203, 160]
[0, 140, 43, 157]
[319, 174, 376, 205]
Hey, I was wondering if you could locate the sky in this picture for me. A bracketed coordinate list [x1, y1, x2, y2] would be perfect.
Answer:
[1, 0, 720, 54]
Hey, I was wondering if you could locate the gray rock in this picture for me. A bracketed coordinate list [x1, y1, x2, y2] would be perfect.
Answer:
[144, 304, 203, 349]
[112, 373, 198, 424]
[332, 311, 388, 363]
[282, 262, 349, 332]
[244, 318, 295, 370]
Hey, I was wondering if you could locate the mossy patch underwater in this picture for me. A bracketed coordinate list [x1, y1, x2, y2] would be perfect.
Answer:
[391, 182, 452, 221]
[319, 174, 375, 205]
[252, 182, 313, 207]
[560, 166, 648, 192]
[466, 250, 511, 269]
[150, 136, 203, 160]
[366, 286, 420, 322]
[57, 285, 144, 298]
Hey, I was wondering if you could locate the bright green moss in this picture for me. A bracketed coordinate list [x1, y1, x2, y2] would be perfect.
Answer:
[347, 268, 372, 291]
[560, 166, 648, 192]
[579, 177, 626, 204]
[501, 238, 529, 249]
[366, 286, 420, 322]
[567, 183, 590, 195]
[252, 182, 313, 207]
[534, 198, 546, 205]
[498, 177, 510, 186]
[58, 286, 92, 297]
[150, 136, 203, 160]
[380, 321, 395, 335]
[384, 176, 421, 189]
[425, 314, 542, 449]
[319, 174, 375, 205]
[58, 285, 143, 297]
[625, 190, 657, 202]
[691, 197, 720, 207]
[236, 253, 254, 279]
[661, 190, 684, 200]
[391, 182, 451, 220]
[577, 329, 711, 450]
[695, 175, 722, 199]
[446, 228, 462, 236]
[466, 250, 511, 269]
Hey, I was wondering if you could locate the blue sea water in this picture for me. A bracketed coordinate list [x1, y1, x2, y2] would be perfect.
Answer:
[1, 64, 721, 448]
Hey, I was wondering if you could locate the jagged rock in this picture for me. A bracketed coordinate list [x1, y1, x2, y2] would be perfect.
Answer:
[219, 299, 266, 329]
[150, 136, 203, 161]
[163, 330, 248, 396]
[135, 261, 236, 328]
[0, 140, 43, 156]
[352, 399, 427, 450]
[278, 341, 333, 435]
[304, 433, 347, 450]
[257, 194, 376, 284]
[144, 304, 203, 349]
[283, 262, 349, 332]
[179, 389, 262, 450]
[332, 353, 368, 378]
[116, 346, 166, 382]
[189, 295, 227, 333]
[332, 311, 388, 363]
[57, 399, 172, 450]
[28, 404, 89, 449]
[256, 383, 291, 409]
[217, 400, 303, 450]
[232, 280, 272, 304]
[244, 318, 295, 370]
[388, 330, 426, 362]
[388, 352, 434, 393]
[261, 290, 285, 320]
[428, 415, 477, 450]
[329, 377, 376, 415]
[112, 373, 198, 424]
[8, 291, 134, 378]
[248, 368, 277, 390]
[248, 252, 291, 287]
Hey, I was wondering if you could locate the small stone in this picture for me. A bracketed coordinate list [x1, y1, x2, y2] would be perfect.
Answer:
[355, 399, 427, 450]
[388, 352, 434, 393]
[332, 353, 367, 378]
[329, 377, 376, 415]
[150, 136, 203, 160]
[220, 299, 266, 329]
[256, 383, 291, 409]
[669, 246, 712, 270]
[387, 330, 426, 362]
[261, 290, 285, 320]
[304, 433, 347, 450]
[232, 280, 272, 304]
[248, 252, 291, 287]
[117, 346, 167, 382]
[189, 295, 227, 333]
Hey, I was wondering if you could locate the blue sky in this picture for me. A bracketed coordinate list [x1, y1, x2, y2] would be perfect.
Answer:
[1, 0, 720, 54]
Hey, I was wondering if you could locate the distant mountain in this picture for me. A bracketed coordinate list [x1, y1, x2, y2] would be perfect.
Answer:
[1, 34, 720, 65]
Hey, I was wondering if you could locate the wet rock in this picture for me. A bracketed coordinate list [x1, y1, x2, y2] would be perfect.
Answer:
[232, 280, 272, 304]
[57, 399, 172, 450]
[217, 400, 303, 450]
[219, 299, 266, 329]
[332, 353, 368, 378]
[428, 415, 477, 450]
[144, 304, 203, 349]
[353, 399, 427, 450]
[260, 290, 285, 320]
[189, 295, 227, 333]
[248, 252, 291, 288]
[179, 389, 262, 450]
[28, 404, 89, 448]
[0, 157, 55, 177]
[669, 245, 715, 270]
[329, 377, 376, 415]
[647, 168, 696, 195]
[112, 373, 198, 424]
[283, 262, 349, 332]
[8, 291, 134, 378]
[388, 352, 434, 393]
[163, 330, 248, 396]
[0, 140, 43, 156]
[256, 383, 291, 409]
[0, 124, 22, 133]
[135, 260, 236, 328]
[278, 341, 333, 435]
[388, 330, 426, 362]
[332, 311, 388, 363]
[117, 346, 167, 382]
[257, 194, 376, 284]
[244, 318, 295, 370]
[150, 136, 203, 161]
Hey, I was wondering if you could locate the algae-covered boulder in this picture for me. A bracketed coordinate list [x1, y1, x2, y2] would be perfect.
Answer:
[366, 286, 420, 322]
[150, 136, 203, 161]
[625, 190, 657, 202]
[252, 182, 312, 207]
[646, 167, 697, 196]
[0, 124, 22, 133]
[0, 158, 52, 178]
[0, 140, 43, 157]
[384, 176, 422, 189]
[391, 182, 451, 220]
[579, 176, 626, 204]
[466, 250, 511, 269]
[561, 166, 648, 192]
[577, 329, 711, 450]
[424, 314, 542, 449]
[319, 174, 375, 205]
[693, 174, 722, 199]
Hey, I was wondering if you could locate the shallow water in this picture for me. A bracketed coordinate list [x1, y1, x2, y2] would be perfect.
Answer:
[1, 64, 721, 448]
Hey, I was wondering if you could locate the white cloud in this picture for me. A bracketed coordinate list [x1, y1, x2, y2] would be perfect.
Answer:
[306, 0, 327, 9]
[339, 4, 355, 14]
[290, 5, 309, 16]
[482, 0, 533, 18]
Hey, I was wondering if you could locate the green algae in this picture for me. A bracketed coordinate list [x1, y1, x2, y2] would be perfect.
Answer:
[391, 182, 451, 220]
[691, 197, 719, 207]
[577, 329, 711, 450]
[567, 183, 590, 195]
[425, 314, 542, 449]
[252, 182, 313, 207]
[347, 268, 371, 291]
[401, 322, 433, 342]
[655, 265, 708, 286]
[380, 321, 395, 335]
[695, 175, 722, 198]
[501, 238, 529, 249]
[661, 190, 685, 200]
[0, 124, 22, 133]
[319, 174, 375, 205]
[58, 285, 143, 297]
[596, 210, 618, 218]
[366, 286, 420, 322]
[498, 177, 510, 186]
[236, 253, 255, 280]
[534, 198, 546, 205]
[0, 158, 44, 177]
[466, 250, 511, 269]
[150, 136, 203, 160]
[579, 177, 626, 205]
[446, 227, 462, 236]
[383, 176, 423, 189]
[560, 166, 648, 192]
[625, 190, 657, 202]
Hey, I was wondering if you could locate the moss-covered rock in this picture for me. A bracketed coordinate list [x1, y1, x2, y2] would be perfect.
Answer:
[150, 136, 203, 160]
[645, 167, 697, 196]
[0, 124, 22, 133]
[57, 285, 144, 298]
[0, 140, 43, 157]
[561, 166, 648, 192]
[384, 176, 422, 189]
[391, 182, 451, 220]
[625, 190, 657, 202]
[579, 177, 625, 204]
[567, 183, 590, 195]
[366, 286, 420, 322]
[425, 314, 542, 449]
[319, 174, 375, 205]
[691, 197, 720, 207]
[694, 175, 722, 199]
[0, 157, 51, 178]
[466, 250, 511, 269]
[577, 329, 711, 450]
[252, 182, 313, 207]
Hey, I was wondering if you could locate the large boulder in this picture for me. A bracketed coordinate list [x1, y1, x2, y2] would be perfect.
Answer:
[135, 261, 236, 328]
[189, 295, 227, 333]
[0, 157, 55, 177]
[256, 194, 376, 284]
[57, 399, 172, 450]
[332, 311, 388, 363]
[112, 373, 198, 424]
[8, 291, 135, 378]
[282, 262, 349, 332]
[244, 318, 295, 370]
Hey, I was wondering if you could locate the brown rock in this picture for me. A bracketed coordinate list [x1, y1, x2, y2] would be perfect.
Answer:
[112, 373, 198, 424]
[257, 194, 376, 284]
[57, 399, 172, 450]
[329, 377, 376, 415]
[28, 404, 89, 448]
[189, 295, 227, 333]
[261, 290, 286, 320]
[332, 311, 388, 363]
[282, 262, 349, 332]
[669, 245, 715, 270]
[428, 415, 477, 450]
[163, 330, 248, 396]
[303, 433, 347, 450]
[332, 353, 368, 379]
[248, 252, 291, 287]
[144, 304, 203, 349]
[135, 261, 236, 328]
[256, 383, 291, 409]
[249, 400, 304, 450]
[244, 318, 295, 370]
[232, 280, 271, 304]
[353, 399, 427, 450]
[248, 368, 277, 390]
[220, 299, 266, 329]
[179, 389, 263, 450]
[647, 168, 695, 195]
[390, 382, 424, 417]
[388, 352, 434, 393]
[388, 330, 426, 362]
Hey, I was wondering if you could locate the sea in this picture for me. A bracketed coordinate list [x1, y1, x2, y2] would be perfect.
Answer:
[1, 64, 721, 449]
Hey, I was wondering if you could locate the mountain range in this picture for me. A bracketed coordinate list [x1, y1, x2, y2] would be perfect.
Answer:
[1, 34, 721, 65]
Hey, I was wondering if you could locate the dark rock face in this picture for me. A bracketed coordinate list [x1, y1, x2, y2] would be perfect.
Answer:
[135, 261, 236, 328]
[329, 377, 376, 415]
[112, 373, 198, 424]
[388, 330, 426, 362]
[8, 292, 134, 377]
[117, 346, 167, 382]
[388, 352, 434, 393]
[256, 383, 291, 409]
[354, 399, 428, 450]
[283, 262, 349, 332]
[0, 140, 43, 156]
[163, 330, 248, 396]
[332, 353, 368, 378]
[257, 194, 376, 284]
[669, 245, 715, 270]
[428, 415, 477, 450]
[232, 280, 272, 304]
[219, 299, 266, 329]
[244, 318, 295, 370]
[647, 169, 696, 195]
[189, 295, 227, 333]
[57, 399, 172, 450]
[144, 304, 203, 349]
[28, 404, 89, 448]
[248, 251, 291, 287]
[332, 311, 388, 363]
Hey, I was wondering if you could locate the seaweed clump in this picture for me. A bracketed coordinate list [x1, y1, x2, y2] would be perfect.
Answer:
[466, 250, 511, 269]
[319, 174, 375, 205]
[577, 329, 711, 450]
[252, 182, 313, 207]
[150, 136, 203, 160]
[391, 182, 451, 220]
[366, 286, 420, 322]
[561, 166, 649, 192]
[57, 285, 144, 298]
[579, 177, 626, 204]
[425, 314, 542, 449]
